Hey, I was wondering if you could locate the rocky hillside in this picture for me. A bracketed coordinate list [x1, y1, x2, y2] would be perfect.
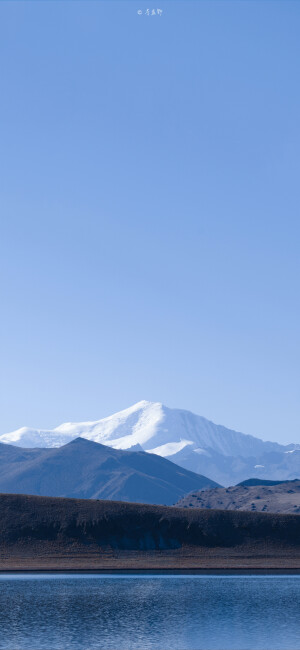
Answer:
[176, 480, 300, 514]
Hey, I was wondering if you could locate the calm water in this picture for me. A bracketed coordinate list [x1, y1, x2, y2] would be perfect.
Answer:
[0, 573, 299, 650]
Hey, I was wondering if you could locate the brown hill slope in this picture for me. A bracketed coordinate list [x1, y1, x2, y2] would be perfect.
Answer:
[0, 493, 300, 569]
[176, 480, 300, 514]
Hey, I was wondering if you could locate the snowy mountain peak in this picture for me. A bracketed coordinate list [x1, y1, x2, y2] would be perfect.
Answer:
[53, 400, 165, 449]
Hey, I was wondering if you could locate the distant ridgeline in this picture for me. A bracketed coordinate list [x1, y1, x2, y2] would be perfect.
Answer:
[0, 437, 219, 505]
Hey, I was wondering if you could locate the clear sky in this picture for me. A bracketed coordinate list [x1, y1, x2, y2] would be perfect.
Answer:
[0, 0, 299, 444]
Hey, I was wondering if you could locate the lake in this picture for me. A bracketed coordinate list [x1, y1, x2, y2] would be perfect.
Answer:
[0, 573, 299, 649]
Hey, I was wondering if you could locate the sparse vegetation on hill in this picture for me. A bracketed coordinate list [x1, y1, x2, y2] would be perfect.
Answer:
[0, 493, 300, 570]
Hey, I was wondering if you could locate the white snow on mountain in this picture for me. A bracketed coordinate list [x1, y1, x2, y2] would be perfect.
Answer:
[0, 399, 288, 457]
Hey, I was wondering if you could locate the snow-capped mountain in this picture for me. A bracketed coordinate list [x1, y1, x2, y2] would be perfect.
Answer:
[1, 401, 299, 485]
[0, 400, 281, 453]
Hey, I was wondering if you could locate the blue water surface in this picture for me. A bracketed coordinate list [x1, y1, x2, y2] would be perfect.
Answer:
[0, 573, 299, 650]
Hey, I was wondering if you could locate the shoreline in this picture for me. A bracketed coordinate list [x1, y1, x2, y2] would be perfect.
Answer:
[2, 547, 300, 571]
[1, 567, 300, 575]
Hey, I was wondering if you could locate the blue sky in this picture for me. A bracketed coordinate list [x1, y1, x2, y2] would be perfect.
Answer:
[0, 0, 299, 443]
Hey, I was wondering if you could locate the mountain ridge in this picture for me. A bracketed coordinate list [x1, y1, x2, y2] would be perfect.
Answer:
[0, 436, 219, 504]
